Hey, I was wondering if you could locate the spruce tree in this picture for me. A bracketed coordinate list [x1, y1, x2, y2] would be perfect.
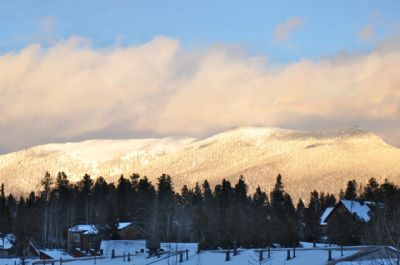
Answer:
[296, 199, 305, 240]
[0, 183, 12, 233]
[250, 186, 270, 247]
[136, 177, 156, 238]
[304, 191, 321, 242]
[78, 174, 94, 224]
[344, 180, 358, 200]
[156, 174, 175, 240]
[362, 177, 379, 201]
[116, 175, 133, 220]
[270, 175, 299, 246]
[14, 197, 27, 256]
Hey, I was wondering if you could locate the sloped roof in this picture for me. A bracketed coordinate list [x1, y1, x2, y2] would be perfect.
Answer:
[68, 225, 99, 235]
[320, 207, 334, 225]
[340, 200, 371, 222]
[69, 222, 135, 234]
[117, 222, 132, 230]
[39, 249, 74, 260]
[0, 234, 16, 250]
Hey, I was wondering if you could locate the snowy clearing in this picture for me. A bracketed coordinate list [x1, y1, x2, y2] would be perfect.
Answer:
[0, 248, 359, 265]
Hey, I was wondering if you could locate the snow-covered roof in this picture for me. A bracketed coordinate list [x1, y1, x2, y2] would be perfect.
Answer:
[117, 222, 132, 230]
[69, 222, 134, 234]
[320, 207, 334, 225]
[0, 234, 16, 250]
[68, 225, 99, 235]
[340, 200, 371, 222]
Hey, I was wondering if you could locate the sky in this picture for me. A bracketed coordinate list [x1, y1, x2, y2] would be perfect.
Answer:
[0, 0, 400, 153]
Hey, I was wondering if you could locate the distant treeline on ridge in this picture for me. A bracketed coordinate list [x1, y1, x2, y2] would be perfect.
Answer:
[0, 172, 399, 255]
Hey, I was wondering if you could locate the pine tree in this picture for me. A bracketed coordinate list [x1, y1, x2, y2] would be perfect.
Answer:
[6, 194, 17, 219]
[201, 180, 217, 248]
[136, 176, 156, 237]
[0, 183, 12, 233]
[270, 175, 299, 246]
[296, 199, 305, 240]
[250, 186, 270, 247]
[78, 174, 94, 224]
[116, 175, 133, 220]
[40, 172, 53, 247]
[232, 176, 249, 246]
[190, 183, 203, 243]
[215, 179, 234, 247]
[270, 174, 285, 210]
[362, 177, 379, 201]
[304, 191, 321, 242]
[25, 192, 41, 241]
[54, 172, 72, 247]
[378, 179, 398, 210]
[344, 180, 358, 200]
[156, 174, 176, 240]
[93, 176, 109, 226]
[282, 194, 299, 246]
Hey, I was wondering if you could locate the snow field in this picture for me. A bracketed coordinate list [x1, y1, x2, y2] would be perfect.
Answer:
[0, 248, 358, 265]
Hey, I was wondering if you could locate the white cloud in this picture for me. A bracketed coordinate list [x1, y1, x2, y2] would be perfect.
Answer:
[273, 17, 305, 43]
[0, 35, 400, 152]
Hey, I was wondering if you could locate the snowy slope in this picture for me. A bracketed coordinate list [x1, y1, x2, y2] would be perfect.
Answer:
[1, 126, 400, 201]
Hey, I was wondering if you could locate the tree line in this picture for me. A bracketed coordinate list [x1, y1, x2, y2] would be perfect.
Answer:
[0, 172, 399, 254]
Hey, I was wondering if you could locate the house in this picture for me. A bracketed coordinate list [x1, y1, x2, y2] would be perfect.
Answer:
[324, 200, 372, 223]
[67, 225, 100, 254]
[67, 222, 144, 255]
[0, 234, 16, 257]
[320, 200, 379, 245]
[117, 222, 145, 240]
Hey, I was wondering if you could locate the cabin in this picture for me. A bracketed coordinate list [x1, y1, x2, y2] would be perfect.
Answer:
[67, 225, 100, 254]
[0, 234, 16, 257]
[117, 222, 145, 240]
[67, 222, 144, 255]
[321, 200, 380, 244]
[324, 200, 372, 223]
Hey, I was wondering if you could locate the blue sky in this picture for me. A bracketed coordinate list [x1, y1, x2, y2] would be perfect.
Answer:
[1, 0, 399, 62]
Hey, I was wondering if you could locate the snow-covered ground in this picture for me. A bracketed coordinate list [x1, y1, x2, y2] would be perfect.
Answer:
[0, 248, 359, 265]
[0, 258, 19, 265]
[338, 260, 394, 265]
[100, 240, 199, 258]
[300, 241, 338, 248]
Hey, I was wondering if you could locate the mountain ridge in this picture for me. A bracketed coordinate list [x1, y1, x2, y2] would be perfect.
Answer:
[1, 126, 399, 201]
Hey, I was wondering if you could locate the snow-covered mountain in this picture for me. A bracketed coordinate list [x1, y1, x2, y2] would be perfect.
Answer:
[1, 126, 400, 201]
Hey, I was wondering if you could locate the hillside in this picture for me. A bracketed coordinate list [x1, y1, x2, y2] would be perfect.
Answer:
[1, 126, 400, 201]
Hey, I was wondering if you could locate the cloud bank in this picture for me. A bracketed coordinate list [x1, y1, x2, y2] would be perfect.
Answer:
[0, 36, 400, 152]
